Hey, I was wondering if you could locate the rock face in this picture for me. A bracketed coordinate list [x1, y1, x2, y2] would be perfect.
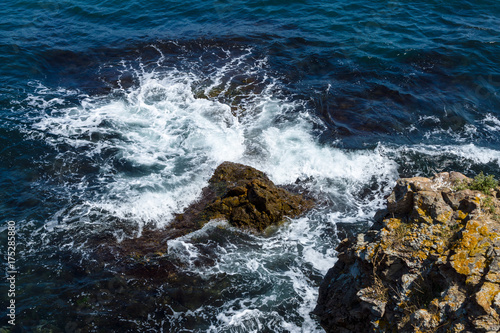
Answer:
[172, 161, 314, 232]
[315, 172, 500, 333]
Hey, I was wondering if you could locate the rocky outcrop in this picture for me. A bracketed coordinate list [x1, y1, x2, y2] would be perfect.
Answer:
[172, 161, 314, 232]
[315, 172, 500, 333]
[106, 161, 314, 261]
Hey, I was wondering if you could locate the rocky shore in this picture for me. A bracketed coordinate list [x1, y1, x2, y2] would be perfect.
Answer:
[96, 162, 500, 332]
[314, 172, 500, 333]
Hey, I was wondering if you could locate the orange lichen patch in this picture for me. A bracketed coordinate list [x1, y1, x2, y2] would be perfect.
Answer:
[477, 221, 500, 239]
[475, 195, 483, 203]
[450, 250, 487, 276]
[486, 273, 500, 283]
[466, 275, 482, 286]
[422, 239, 434, 248]
[436, 210, 453, 224]
[414, 250, 429, 261]
[457, 210, 469, 221]
[385, 218, 402, 231]
[451, 219, 497, 258]
[355, 244, 367, 252]
[452, 323, 466, 332]
[415, 207, 433, 224]
[422, 237, 447, 255]
[431, 313, 441, 327]
[476, 282, 500, 316]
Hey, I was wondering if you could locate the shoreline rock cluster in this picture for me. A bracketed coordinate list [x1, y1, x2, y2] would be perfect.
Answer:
[314, 172, 500, 333]
[99, 162, 500, 332]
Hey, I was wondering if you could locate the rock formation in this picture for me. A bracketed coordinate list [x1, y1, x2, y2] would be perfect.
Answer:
[107, 161, 314, 261]
[172, 161, 314, 232]
[315, 172, 500, 333]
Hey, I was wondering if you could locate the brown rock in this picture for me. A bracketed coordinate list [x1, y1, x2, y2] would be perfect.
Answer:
[96, 161, 314, 277]
[386, 179, 414, 215]
[173, 161, 314, 231]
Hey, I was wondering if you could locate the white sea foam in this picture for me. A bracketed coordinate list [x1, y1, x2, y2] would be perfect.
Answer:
[28, 53, 399, 231]
[31, 72, 247, 226]
[422, 125, 478, 142]
[388, 143, 500, 167]
[418, 115, 441, 123]
[482, 113, 500, 132]
[185, 214, 331, 332]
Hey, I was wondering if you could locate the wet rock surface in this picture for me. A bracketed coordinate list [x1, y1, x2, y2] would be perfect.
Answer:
[77, 162, 315, 329]
[100, 161, 313, 267]
[315, 172, 500, 333]
[172, 161, 314, 232]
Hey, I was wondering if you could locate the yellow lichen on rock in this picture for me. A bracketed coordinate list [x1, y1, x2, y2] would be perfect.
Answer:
[476, 282, 500, 316]
[452, 219, 495, 256]
[315, 171, 500, 333]
[456, 210, 468, 221]
[436, 210, 453, 224]
[385, 218, 402, 231]
[415, 207, 433, 224]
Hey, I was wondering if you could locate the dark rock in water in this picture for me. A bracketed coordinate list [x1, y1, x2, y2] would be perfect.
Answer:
[83, 162, 314, 326]
[98, 161, 314, 269]
[86, 160, 314, 323]
[172, 161, 314, 232]
[315, 172, 500, 333]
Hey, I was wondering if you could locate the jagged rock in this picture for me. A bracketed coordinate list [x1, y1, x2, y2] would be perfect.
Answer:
[94, 161, 313, 281]
[172, 161, 314, 231]
[315, 172, 500, 333]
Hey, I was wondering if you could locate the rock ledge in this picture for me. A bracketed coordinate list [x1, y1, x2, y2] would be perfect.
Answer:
[315, 172, 500, 333]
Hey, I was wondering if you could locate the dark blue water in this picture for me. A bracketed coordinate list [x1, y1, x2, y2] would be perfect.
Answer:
[1, 0, 499, 332]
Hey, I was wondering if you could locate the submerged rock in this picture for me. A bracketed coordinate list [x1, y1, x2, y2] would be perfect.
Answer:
[172, 161, 314, 232]
[315, 172, 500, 333]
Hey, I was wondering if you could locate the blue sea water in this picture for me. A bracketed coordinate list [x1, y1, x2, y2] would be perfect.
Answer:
[1, 0, 499, 331]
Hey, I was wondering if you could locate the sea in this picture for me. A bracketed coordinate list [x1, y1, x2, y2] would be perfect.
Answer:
[1, 0, 499, 332]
